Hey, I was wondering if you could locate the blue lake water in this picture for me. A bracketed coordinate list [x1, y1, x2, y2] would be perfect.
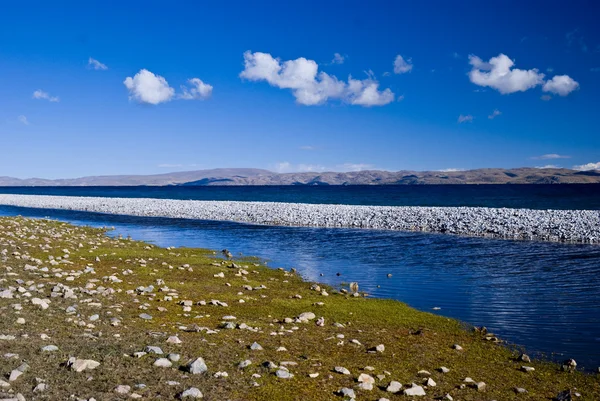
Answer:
[1, 185, 599, 370]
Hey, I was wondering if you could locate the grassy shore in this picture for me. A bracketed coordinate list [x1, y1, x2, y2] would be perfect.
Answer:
[0, 216, 598, 400]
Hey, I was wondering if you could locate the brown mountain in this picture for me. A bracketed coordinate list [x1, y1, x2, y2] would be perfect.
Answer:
[1, 167, 599, 186]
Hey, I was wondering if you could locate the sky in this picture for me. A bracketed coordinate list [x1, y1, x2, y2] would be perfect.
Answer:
[1, 0, 599, 179]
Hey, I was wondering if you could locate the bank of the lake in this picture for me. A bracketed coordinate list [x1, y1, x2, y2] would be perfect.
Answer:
[0, 216, 598, 400]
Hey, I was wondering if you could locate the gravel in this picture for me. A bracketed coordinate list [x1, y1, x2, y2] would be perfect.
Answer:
[0, 194, 599, 243]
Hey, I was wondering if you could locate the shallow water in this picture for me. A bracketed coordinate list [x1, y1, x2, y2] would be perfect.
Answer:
[1, 204, 599, 370]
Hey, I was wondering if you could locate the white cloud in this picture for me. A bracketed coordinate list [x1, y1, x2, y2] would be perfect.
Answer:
[438, 168, 465, 172]
[179, 78, 213, 100]
[542, 75, 579, 96]
[488, 109, 502, 119]
[457, 114, 474, 123]
[540, 95, 552, 101]
[531, 154, 571, 160]
[573, 162, 600, 171]
[17, 115, 29, 125]
[393, 55, 413, 74]
[468, 54, 545, 94]
[124, 69, 175, 105]
[331, 53, 345, 64]
[339, 163, 374, 171]
[32, 90, 59, 102]
[88, 57, 108, 70]
[535, 165, 560, 169]
[240, 51, 394, 107]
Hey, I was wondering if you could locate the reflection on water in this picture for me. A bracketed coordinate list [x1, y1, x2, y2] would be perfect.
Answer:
[1, 205, 600, 369]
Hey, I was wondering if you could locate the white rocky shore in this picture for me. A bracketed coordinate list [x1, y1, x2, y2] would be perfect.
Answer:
[0, 194, 599, 243]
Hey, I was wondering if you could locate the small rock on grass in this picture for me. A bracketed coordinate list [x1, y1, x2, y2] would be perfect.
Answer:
[334, 366, 351, 375]
[386, 381, 402, 393]
[403, 384, 426, 396]
[186, 358, 208, 374]
[179, 387, 203, 398]
[153, 358, 172, 368]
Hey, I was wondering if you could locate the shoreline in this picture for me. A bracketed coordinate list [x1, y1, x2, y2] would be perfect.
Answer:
[1, 194, 600, 244]
[0, 216, 598, 400]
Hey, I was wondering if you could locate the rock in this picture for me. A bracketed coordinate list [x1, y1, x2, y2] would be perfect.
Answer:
[337, 387, 356, 398]
[386, 381, 402, 393]
[180, 387, 203, 398]
[153, 358, 172, 368]
[249, 342, 263, 351]
[238, 360, 252, 369]
[475, 381, 486, 392]
[186, 358, 208, 374]
[561, 359, 577, 372]
[424, 378, 436, 387]
[417, 370, 431, 377]
[114, 385, 131, 394]
[357, 373, 375, 384]
[521, 366, 535, 372]
[145, 346, 163, 355]
[358, 382, 373, 390]
[16, 318, 25, 325]
[41, 345, 59, 352]
[68, 358, 100, 372]
[515, 387, 528, 394]
[33, 382, 48, 392]
[403, 384, 426, 396]
[168, 353, 180, 362]
[438, 366, 450, 373]
[519, 353, 531, 363]
[308, 373, 319, 378]
[166, 336, 182, 344]
[334, 366, 351, 375]
[139, 313, 152, 320]
[442, 394, 453, 400]
[275, 369, 293, 379]
[297, 312, 316, 321]
[9, 363, 28, 381]
[452, 344, 463, 351]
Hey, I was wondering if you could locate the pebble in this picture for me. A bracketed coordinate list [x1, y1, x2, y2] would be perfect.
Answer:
[386, 381, 402, 393]
[153, 358, 172, 368]
[186, 357, 208, 374]
[180, 387, 203, 398]
[334, 366, 351, 375]
[3, 195, 599, 243]
[403, 384, 426, 396]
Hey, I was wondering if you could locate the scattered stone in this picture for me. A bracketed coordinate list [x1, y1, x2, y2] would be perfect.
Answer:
[334, 366, 351, 375]
[41, 345, 59, 352]
[452, 344, 463, 351]
[238, 360, 252, 369]
[438, 366, 450, 373]
[337, 387, 356, 398]
[9, 363, 28, 381]
[275, 369, 293, 379]
[521, 366, 535, 373]
[249, 342, 263, 351]
[180, 387, 203, 398]
[403, 383, 426, 396]
[386, 381, 402, 393]
[153, 358, 172, 368]
[68, 358, 100, 372]
[520, 353, 531, 363]
[139, 313, 153, 320]
[186, 358, 208, 374]
[114, 385, 131, 394]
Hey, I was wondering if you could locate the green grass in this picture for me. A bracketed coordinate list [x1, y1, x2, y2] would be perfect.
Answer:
[0, 216, 598, 400]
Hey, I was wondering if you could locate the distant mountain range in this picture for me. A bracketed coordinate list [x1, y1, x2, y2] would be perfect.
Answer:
[1, 167, 600, 186]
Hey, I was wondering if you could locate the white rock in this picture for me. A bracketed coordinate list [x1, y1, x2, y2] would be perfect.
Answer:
[180, 387, 203, 398]
[153, 358, 172, 368]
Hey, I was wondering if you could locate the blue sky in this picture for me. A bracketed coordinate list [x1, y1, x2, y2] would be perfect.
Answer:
[1, 0, 599, 178]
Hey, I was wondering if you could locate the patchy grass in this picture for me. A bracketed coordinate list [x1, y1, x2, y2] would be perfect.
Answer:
[0, 216, 599, 400]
